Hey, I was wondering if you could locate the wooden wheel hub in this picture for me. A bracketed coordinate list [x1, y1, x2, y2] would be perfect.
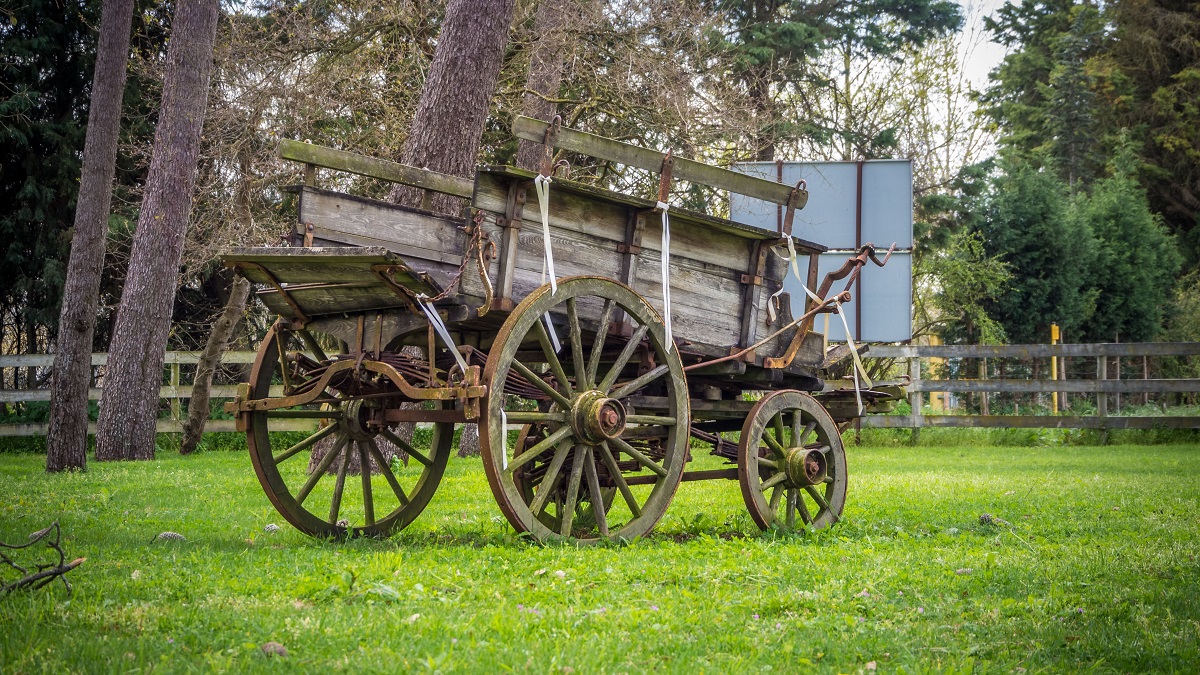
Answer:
[340, 399, 376, 441]
[784, 447, 828, 487]
[573, 390, 626, 444]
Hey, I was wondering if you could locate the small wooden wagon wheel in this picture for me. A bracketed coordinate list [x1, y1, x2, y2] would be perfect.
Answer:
[738, 390, 847, 531]
[479, 276, 688, 544]
[245, 325, 452, 538]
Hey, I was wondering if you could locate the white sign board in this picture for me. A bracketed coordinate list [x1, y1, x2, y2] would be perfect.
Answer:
[731, 160, 914, 343]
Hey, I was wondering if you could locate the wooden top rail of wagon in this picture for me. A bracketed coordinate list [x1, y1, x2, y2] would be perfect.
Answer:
[279, 139, 474, 199]
[512, 116, 808, 209]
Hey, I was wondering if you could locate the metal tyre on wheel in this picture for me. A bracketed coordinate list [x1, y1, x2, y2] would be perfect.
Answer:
[738, 390, 847, 531]
[245, 326, 452, 539]
[480, 276, 688, 544]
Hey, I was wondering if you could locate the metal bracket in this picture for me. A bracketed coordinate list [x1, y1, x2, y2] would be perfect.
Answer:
[540, 115, 562, 177]
[302, 222, 314, 247]
[617, 243, 642, 255]
[779, 179, 809, 237]
[658, 150, 674, 204]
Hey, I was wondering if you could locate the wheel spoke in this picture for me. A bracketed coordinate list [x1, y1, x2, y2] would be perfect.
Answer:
[380, 429, 432, 467]
[366, 438, 409, 506]
[597, 441, 641, 518]
[358, 442, 375, 526]
[566, 298, 589, 389]
[582, 446, 609, 537]
[511, 359, 572, 410]
[503, 411, 567, 424]
[297, 329, 329, 363]
[560, 445, 587, 536]
[508, 424, 573, 473]
[625, 414, 676, 426]
[795, 489, 813, 524]
[273, 423, 338, 464]
[610, 365, 670, 400]
[813, 444, 832, 454]
[757, 456, 779, 470]
[805, 485, 834, 519]
[597, 323, 650, 393]
[610, 436, 668, 478]
[772, 413, 786, 448]
[799, 421, 817, 446]
[768, 484, 783, 514]
[295, 434, 348, 506]
[586, 299, 615, 387]
[762, 431, 787, 457]
[760, 471, 788, 491]
[785, 489, 796, 529]
[328, 441, 352, 524]
[535, 319, 574, 398]
[528, 440, 571, 516]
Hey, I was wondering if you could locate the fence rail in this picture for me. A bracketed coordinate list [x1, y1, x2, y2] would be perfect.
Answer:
[2, 344, 1198, 437]
[861, 342, 1200, 432]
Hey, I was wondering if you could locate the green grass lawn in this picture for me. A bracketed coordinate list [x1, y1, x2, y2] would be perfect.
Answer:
[1, 442, 1198, 673]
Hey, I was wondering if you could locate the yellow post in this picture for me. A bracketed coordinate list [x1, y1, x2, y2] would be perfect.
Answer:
[929, 334, 945, 411]
[1050, 323, 1060, 415]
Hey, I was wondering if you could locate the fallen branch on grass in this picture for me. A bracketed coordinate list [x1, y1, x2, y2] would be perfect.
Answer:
[1, 522, 85, 596]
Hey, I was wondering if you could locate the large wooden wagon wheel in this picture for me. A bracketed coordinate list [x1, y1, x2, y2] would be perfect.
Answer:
[479, 276, 689, 544]
[245, 325, 452, 538]
[738, 390, 847, 531]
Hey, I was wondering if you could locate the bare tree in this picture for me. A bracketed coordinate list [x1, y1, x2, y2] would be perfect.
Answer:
[46, 0, 137, 472]
[95, 0, 222, 461]
[180, 275, 250, 455]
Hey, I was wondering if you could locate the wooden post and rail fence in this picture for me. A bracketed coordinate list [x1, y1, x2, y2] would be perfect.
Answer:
[0, 343, 1197, 438]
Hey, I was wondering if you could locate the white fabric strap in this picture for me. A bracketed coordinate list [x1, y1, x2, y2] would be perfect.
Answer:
[417, 296, 469, 374]
[533, 174, 563, 353]
[771, 241, 873, 415]
[533, 175, 557, 293]
[657, 201, 674, 352]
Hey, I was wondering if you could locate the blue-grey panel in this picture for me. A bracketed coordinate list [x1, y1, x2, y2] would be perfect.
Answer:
[782, 251, 912, 343]
[730, 160, 913, 251]
[860, 160, 913, 249]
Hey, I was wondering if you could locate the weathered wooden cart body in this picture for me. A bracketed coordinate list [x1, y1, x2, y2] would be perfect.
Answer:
[225, 118, 897, 543]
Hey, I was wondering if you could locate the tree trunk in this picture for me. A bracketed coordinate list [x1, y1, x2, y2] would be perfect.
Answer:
[385, 0, 515, 455]
[95, 0, 221, 462]
[46, 0, 137, 473]
[388, 0, 516, 213]
[180, 276, 250, 455]
[514, 0, 571, 172]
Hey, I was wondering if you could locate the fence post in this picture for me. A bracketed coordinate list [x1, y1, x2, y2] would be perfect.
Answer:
[1051, 323, 1060, 414]
[909, 356, 921, 445]
[979, 357, 989, 415]
[1097, 355, 1108, 443]
[170, 361, 181, 421]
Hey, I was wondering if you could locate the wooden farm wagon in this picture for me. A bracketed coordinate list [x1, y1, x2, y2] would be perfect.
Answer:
[223, 117, 897, 544]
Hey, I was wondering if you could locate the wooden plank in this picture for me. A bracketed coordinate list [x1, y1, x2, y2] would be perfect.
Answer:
[870, 342, 1200, 359]
[0, 418, 316, 437]
[0, 385, 283, 404]
[860, 415, 1200, 430]
[0, 351, 258, 368]
[475, 166, 826, 250]
[512, 117, 808, 208]
[278, 139, 473, 198]
[297, 187, 466, 268]
[911, 378, 1200, 394]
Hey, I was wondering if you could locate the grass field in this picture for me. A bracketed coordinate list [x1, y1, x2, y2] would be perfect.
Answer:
[1, 441, 1198, 673]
